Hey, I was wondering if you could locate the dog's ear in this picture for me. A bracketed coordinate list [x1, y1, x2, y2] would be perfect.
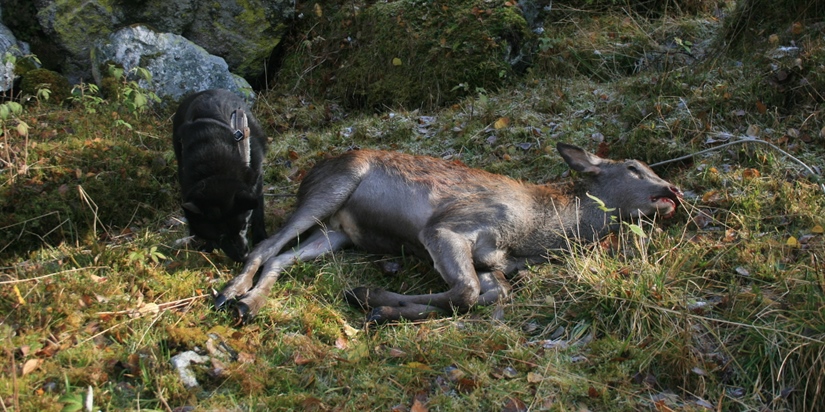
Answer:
[234, 190, 258, 211]
[182, 202, 202, 215]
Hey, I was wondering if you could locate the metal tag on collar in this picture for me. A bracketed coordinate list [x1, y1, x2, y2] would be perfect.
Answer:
[230, 109, 248, 142]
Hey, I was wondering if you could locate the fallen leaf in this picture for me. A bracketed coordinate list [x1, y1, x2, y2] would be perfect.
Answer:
[502, 397, 528, 412]
[755, 100, 767, 114]
[786, 236, 800, 248]
[237, 351, 256, 364]
[335, 336, 348, 350]
[588, 386, 601, 398]
[411, 391, 428, 412]
[392, 57, 402, 66]
[13, 285, 25, 305]
[742, 168, 760, 179]
[812, 225, 823, 234]
[405, 362, 431, 370]
[701, 190, 721, 204]
[456, 377, 478, 393]
[22, 358, 43, 375]
[654, 400, 675, 412]
[527, 372, 543, 383]
[746, 124, 760, 138]
[388, 348, 406, 358]
[491, 366, 518, 379]
[493, 117, 510, 129]
[294, 352, 313, 365]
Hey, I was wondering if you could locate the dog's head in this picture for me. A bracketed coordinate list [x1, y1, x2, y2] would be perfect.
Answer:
[182, 177, 258, 262]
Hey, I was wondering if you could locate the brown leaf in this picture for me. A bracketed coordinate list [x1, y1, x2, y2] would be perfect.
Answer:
[35, 342, 60, 358]
[21, 358, 42, 376]
[411, 391, 429, 412]
[527, 372, 543, 383]
[742, 168, 761, 179]
[388, 348, 407, 358]
[456, 377, 478, 393]
[654, 400, 675, 412]
[294, 352, 313, 365]
[588, 386, 601, 398]
[755, 100, 767, 114]
[237, 351, 256, 364]
[302, 397, 328, 412]
[335, 336, 349, 350]
[491, 366, 518, 379]
[502, 397, 528, 412]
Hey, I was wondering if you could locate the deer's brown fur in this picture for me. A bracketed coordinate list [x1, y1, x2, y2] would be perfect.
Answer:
[215, 143, 681, 323]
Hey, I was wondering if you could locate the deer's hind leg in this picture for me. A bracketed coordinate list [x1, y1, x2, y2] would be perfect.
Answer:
[346, 226, 482, 322]
[345, 270, 511, 323]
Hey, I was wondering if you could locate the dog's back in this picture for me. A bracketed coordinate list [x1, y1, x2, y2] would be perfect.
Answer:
[173, 89, 268, 261]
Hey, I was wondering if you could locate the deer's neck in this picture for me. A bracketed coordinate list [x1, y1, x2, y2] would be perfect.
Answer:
[524, 182, 618, 249]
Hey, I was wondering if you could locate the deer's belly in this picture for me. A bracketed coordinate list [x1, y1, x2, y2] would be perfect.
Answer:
[328, 202, 430, 258]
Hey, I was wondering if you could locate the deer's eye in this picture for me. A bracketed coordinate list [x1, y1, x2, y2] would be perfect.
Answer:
[628, 165, 643, 178]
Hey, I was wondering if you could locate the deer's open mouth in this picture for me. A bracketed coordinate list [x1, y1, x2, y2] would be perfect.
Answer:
[651, 189, 682, 218]
[651, 196, 675, 217]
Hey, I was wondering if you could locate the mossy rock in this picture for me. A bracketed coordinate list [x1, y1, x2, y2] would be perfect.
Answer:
[276, 0, 529, 110]
[20, 68, 71, 103]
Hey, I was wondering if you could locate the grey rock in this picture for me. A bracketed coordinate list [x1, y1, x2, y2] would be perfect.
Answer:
[92, 25, 254, 104]
[27, 0, 291, 82]
[0, 22, 32, 92]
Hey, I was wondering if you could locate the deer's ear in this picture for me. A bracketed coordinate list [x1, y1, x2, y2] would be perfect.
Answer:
[557, 143, 603, 175]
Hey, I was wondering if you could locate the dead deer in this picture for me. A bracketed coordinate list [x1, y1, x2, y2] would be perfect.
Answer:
[215, 143, 681, 323]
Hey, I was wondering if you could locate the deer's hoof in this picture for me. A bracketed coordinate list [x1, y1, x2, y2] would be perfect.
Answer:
[214, 293, 232, 310]
[366, 306, 399, 324]
[344, 287, 371, 309]
[234, 301, 255, 324]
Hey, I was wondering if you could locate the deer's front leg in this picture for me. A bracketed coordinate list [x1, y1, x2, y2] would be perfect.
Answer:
[233, 228, 352, 322]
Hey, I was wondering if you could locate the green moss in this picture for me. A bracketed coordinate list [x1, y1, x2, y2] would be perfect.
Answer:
[44, 0, 114, 61]
[19, 68, 71, 103]
[276, 0, 529, 110]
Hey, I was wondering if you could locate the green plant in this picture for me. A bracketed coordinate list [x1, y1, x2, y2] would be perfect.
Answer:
[68, 82, 105, 114]
[107, 65, 161, 117]
[0, 100, 30, 184]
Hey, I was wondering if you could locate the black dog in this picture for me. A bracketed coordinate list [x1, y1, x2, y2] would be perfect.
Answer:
[172, 89, 268, 261]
